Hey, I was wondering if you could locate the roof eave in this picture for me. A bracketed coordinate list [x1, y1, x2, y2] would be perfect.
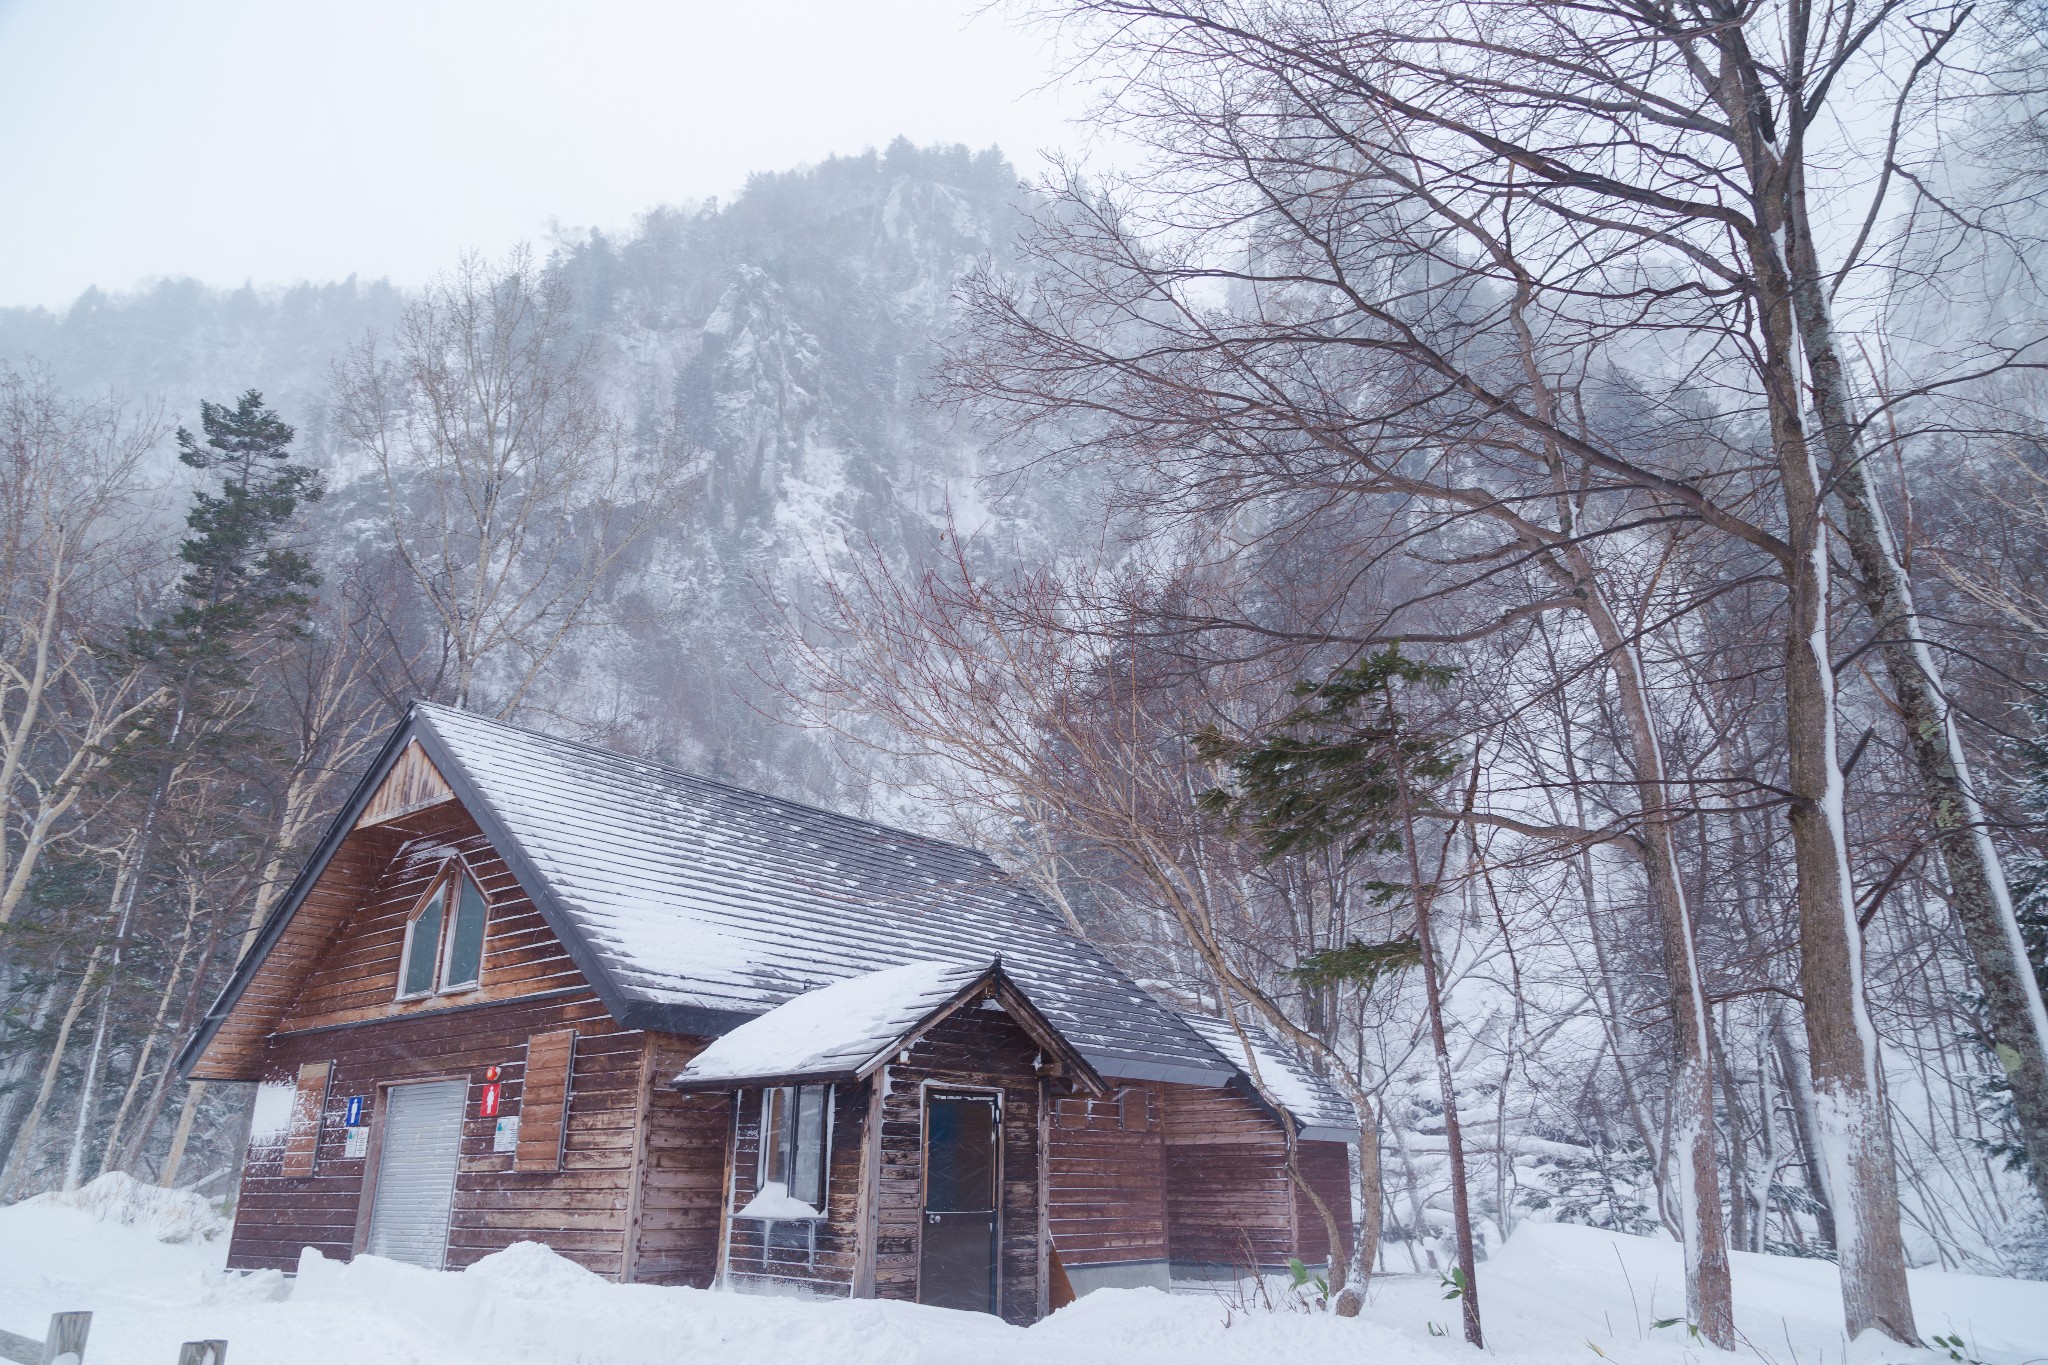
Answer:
[672, 1066, 862, 1092]
[175, 705, 425, 1079]
[1295, 1123, 1359, 1144]
[616, 1000, 761, 1037]
[1086, 1056, 1236, 1087]
[671, 963, 1114, 1098]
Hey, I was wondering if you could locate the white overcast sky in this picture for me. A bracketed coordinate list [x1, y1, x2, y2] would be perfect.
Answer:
[0, 0, 1091, 309]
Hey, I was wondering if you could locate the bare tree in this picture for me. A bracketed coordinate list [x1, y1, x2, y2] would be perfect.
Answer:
[946, 0, 2048, 1333]
[777, 540, 1417, 1303]
[334, 247, 693, 717]
[0, 369, 164, 929]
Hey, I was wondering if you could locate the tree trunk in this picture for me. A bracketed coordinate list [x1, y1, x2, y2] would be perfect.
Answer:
[1715, 1023, 1754, 1258]
[1567, 579, 1736, 1346]
[1334, 1106, 1384, 1316]
[1760, 247, 1919, 1341]
[100, 897, 199, 1178]
[1809, 359, 2048, 1222]
[1768, 119, 2048, 1216]
[158, 1082, 206, 1189]
[1, 943, 103, 1197]
[67, 700, 185, 1189]
[1286, 1128, 1350, 1298]
[0, 976, 61, 1163]
[1390, 697, 1483, 1346]
[1772, 1010, 1839, 1249]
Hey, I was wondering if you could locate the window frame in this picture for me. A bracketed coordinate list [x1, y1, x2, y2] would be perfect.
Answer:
[436, 866, 491, 994]
[753, 1083, 833, 1218]
[392, 859, 490, 1002]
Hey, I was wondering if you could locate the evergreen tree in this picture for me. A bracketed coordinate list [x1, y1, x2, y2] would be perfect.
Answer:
[142, 390, 323, 701]
[64, 392, 321, 1188]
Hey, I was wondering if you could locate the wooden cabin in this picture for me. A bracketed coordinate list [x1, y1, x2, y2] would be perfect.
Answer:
[177, 703, 1355, 1322]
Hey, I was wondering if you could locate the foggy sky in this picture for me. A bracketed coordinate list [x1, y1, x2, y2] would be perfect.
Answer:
[0, 0, 1087, 309]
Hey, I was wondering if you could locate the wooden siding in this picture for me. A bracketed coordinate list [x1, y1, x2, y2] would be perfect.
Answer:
[1044, 1084, 1168, 1269]
[631, 1034, 731, 1287]
[723, 1080, 870, 1296]
[227, 991, 646, 1278]
[186, 822, 407, 1080]
[1292, 1139, 1351, 1265]
[870, 1006, 1049, 1326]
[356, 740, 455, 828]
[190, 793, 578, 1081]
[275, 802, 585, 1035]
[1160, 1083, 1349, 1271]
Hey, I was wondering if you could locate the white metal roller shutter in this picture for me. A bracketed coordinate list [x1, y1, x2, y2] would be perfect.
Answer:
[366, 1079, 466, 1268]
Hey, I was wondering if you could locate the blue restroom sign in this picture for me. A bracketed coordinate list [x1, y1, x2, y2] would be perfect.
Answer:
[344, 1095, 363, 1126]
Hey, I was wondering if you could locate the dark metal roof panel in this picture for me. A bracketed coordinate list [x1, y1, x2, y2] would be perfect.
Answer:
[414, 704, 1231, 1083]
[1178, 1011, 1360, 1138]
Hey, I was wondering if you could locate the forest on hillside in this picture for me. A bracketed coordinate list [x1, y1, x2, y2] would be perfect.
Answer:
[5, 0, 2048, 1347]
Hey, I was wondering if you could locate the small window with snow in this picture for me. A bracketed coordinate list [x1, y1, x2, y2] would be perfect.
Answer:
[745, 1084, 830, 1219]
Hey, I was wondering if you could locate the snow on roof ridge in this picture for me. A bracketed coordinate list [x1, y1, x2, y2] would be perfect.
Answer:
[413, 701, 1001, 868]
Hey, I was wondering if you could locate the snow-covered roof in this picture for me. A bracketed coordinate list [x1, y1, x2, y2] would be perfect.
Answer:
[677, 960, 986, 1086]
[1177, 1012, 1359, 1142]
[392, 705, 1232, 1084]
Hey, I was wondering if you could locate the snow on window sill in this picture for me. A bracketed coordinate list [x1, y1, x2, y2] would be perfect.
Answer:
[737, 1183, 823, 1221]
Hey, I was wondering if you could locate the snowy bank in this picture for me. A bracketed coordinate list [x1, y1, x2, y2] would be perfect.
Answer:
[21, 1172, 228, 1245]
[2, 1188, 2043, 1365]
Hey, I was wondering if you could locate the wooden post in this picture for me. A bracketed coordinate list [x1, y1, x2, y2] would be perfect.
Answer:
[174, 1343, 226, 1365]
[616, 1038, 657, 1285]
[41, 1313, 92, 1365]
[1035, 1075, 1051, 1320]
[852, 1069, 887, 1298]
[0, 1310, 91, 1365]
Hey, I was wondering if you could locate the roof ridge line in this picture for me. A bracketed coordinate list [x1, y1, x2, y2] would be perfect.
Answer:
[411, 700, 1006, 866]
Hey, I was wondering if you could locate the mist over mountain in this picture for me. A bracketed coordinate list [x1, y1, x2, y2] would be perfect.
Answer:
[0, 139, 1074, 812]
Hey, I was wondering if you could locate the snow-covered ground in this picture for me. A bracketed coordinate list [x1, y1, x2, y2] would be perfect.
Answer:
[2, 1177, 2043, 1365]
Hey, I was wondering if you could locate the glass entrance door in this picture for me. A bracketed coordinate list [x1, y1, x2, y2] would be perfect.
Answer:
[919, 1091, 998, 1313]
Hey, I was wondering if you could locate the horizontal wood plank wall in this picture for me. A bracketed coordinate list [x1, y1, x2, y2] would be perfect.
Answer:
[1160, 1082, 1302, 1272]
[1044, 1084, 1167, 1270]
[870, 1006, 1048, 1326]
[188, 823, 407, 1079]
[724, 1080, 868, 1296]
[276, 801, 583, 1035]
[631, 1034, 729, 1287]
[227, 992, 644, 1278]
[1291, 1139, 1351, 1265]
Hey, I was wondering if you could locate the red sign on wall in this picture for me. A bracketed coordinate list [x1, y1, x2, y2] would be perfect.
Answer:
[480, 1065, 502, 1118]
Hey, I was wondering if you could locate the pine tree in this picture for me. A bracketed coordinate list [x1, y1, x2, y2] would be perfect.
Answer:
[1197, 649, 1486, 1343]
[63, 392, 321, 1189]
[144, 390, 323, 700]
